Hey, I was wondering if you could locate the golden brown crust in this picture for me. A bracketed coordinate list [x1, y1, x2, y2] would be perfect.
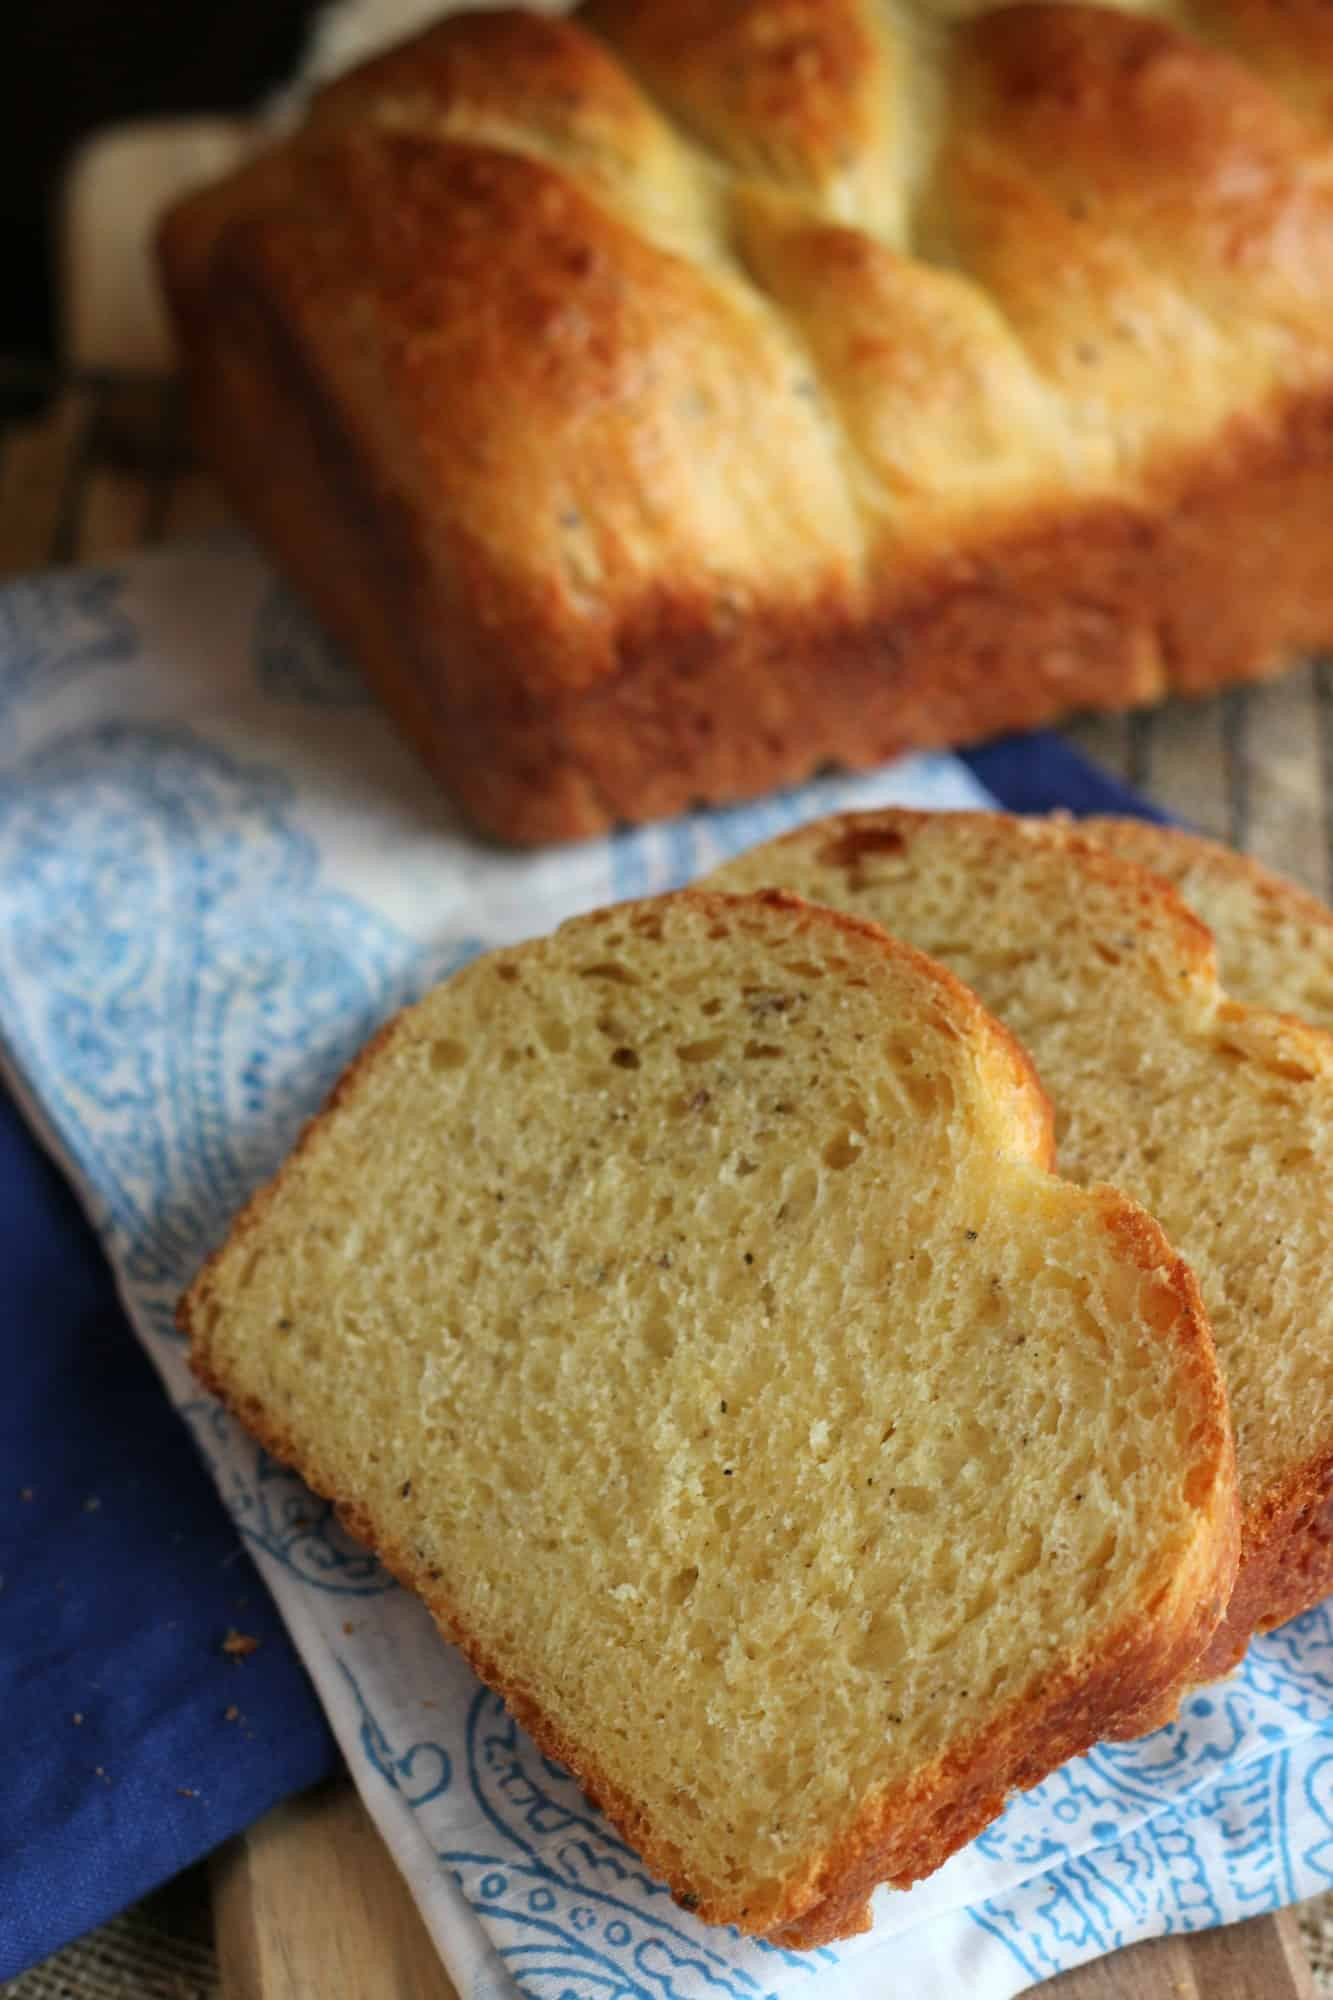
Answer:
[167, 312, 1333, 841]
[1200, 0, 1333, 125]
[580, 0, 894, 208]
[950, 5, 1333, 334]
[1107, 1448, 1333, 1737]
[156, 2, 1333, 843]
[527, 383, 1333, 841]
[180, 887, 1237, 1942]
[310, 5, 668, 159]
[1197, 1449, 1333, 1676]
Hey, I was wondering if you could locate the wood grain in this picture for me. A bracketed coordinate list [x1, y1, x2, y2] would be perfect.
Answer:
[1048, 1908, 1315, 1999]
[212, 1778, 459, 2000]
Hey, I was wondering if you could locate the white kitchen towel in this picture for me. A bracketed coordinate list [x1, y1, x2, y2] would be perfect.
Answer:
[2, 541, 1331, 1999]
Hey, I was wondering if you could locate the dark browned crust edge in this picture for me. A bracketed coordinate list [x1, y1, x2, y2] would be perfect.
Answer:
[526, 381, 1333, 846]
[1105, 1455, 1333, 1739]
[1196, 1450, 1333, 1677]
[157, 171, 1333, 847]
[177, 888, 1237, 1944]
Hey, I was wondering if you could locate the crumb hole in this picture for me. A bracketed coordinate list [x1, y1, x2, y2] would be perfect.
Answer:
[580, 961, 640, 986]
[429, 1039, 468, 1072]
[669, 1565, 699, 1606]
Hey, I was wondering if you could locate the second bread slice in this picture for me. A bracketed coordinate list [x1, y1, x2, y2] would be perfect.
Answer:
[1079, 816, 1333, 1034]
[182, 889, 1235, 1943]
[710, 815, 1333, 1684]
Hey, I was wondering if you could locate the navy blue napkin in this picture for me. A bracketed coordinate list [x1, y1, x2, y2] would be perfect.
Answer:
[0, 1082, 337, 1979]
[0, 731, 1156, 1979]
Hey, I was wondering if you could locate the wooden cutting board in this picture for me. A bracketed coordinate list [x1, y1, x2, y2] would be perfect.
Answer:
[210, 1775, 1316, 2000]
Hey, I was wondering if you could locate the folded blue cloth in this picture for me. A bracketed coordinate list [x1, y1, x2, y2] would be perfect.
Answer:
[0, 1081, 337, 1979]
[0, 721, 1158, 1978]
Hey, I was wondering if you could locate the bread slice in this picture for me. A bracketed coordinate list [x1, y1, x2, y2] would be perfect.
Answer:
[181, 889, 1236, 1945]
[1079, 817, 1333, 1034]
[708, 816, 1333, 1687]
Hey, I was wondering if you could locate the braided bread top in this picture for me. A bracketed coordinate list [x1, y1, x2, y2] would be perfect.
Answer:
[162, 0, 1333, 691]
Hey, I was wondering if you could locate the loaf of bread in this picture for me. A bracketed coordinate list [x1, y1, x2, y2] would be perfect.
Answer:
[709, 813, 1333, 1688]
[157, 2, 1333, 844]
[181, 889, 1236, 1943]
[1080, 817, 1333, 1034]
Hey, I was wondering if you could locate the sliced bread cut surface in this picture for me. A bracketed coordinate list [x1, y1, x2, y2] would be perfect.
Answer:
[182, 889, 1235, 1944]
[709, 816, 1333, 1680]
[1080, 817, 1333, 1034]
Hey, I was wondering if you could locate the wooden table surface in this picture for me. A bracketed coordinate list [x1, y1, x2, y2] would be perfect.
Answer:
[2, 368, 1328, 2000]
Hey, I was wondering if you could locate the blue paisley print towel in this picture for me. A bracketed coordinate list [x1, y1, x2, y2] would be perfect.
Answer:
[2, 543, 1331, 1997]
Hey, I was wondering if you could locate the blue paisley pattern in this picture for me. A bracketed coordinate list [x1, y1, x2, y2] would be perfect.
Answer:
[974, 1690, 1258, 1875]
[0, 568, 136, 735]
[0, 714, 487, 1602]
[180, 1399, 395, 1595]
[5, 554, 1333, 1998]
[0, 721, 420, 1295]
[334, 1635, 1333, 2000]
[1299, 1747, 1333, 1886]
[338, 1666, 835, 2000]
[968, 1736, 1333, 1986]
[609, 779, 851, 901]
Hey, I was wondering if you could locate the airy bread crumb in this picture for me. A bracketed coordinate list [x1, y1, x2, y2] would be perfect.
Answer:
[182, 888, 1235, 1941]
[710, 814, 1333, 1685]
